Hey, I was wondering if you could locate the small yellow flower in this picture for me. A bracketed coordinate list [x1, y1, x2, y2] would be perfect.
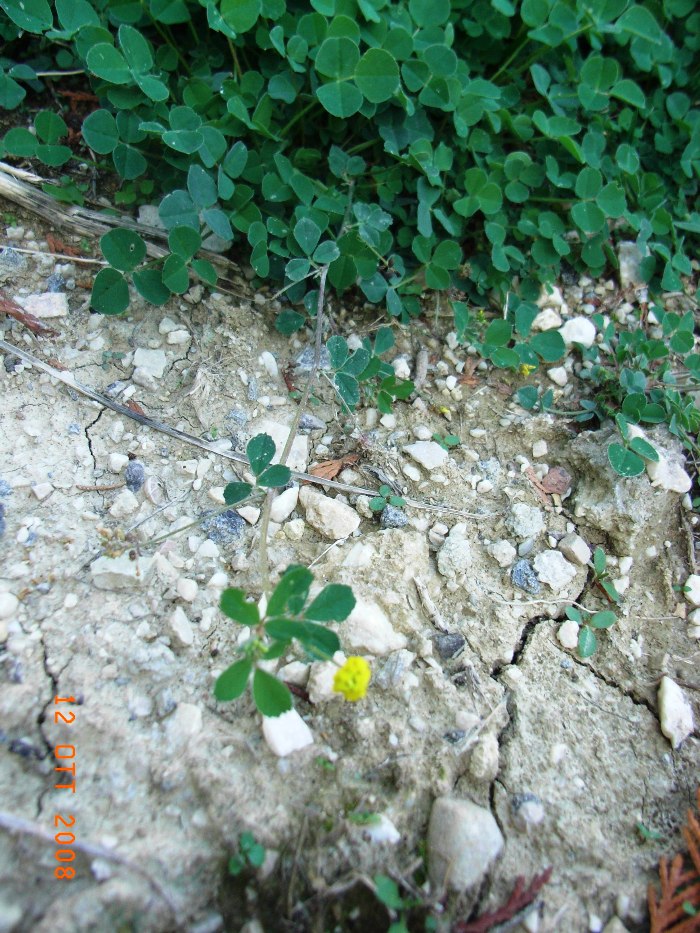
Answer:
[519, 363, 536, 377]
[333, 657, 371, 702]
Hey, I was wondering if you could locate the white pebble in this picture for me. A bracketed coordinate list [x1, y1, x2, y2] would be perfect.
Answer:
[176, 578, 198, 602]
[31, 483, 53, 500]
[259, 350, 278, 379]
[262, 709, 314, 756]
[108, 453, 129, 473]
[532, 440, 548, 458]
[658, 676, 694, 748]
[0, 593, 19, 620]
[547, 366, 568, 386]
[557, 620, 579, 649]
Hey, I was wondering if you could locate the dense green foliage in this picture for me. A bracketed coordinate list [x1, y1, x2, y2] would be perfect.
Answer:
[1, 0, 699, 329]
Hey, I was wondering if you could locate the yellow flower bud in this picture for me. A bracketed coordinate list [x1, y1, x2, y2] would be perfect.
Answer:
[519, 363, 536, 376]
[332, 656, 371, 702]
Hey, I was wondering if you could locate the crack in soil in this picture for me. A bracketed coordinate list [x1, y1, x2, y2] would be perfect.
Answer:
[84, 407, 104, 472]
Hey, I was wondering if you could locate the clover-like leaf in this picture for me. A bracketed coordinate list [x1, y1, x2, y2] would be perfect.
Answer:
[253, 668, 293, 716]
[220, 588, 260, 626]
[214, 658, 252, 701]
[247, 433, 276, 477]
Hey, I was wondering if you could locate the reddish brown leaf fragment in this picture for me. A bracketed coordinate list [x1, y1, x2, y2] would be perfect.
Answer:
[453, 866, 553, 933]
[648, 787, 700, 932]
[125, 400, 147, 417]
[46, 233, 82, 257]
[308, 453, 360, 482]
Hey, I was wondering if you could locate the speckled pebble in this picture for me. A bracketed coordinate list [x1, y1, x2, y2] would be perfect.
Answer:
[511, 559, 541, 595]
[125, 461, 145, 492]
[380, 504, 408, 529]
[434, 633, 465, 659]
[201, 510, 246, 544]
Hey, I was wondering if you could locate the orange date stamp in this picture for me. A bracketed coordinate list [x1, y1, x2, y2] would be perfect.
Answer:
[53, 695, 78, 879]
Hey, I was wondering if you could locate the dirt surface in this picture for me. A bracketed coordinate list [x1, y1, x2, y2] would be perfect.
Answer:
[0, 204, 698, 933]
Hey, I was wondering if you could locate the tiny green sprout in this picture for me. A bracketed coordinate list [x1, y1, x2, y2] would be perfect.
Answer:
[369, 484, 406, 513]
[683, 902, 698, 917]
[565, 604, 617, 659]
[228, 831, 266, 876]
[590, 546, 622, 604]
[347, 811, 381, 826]
[636, 821, 664, 842]
[209, 425, 219, 440]
[432, 433, 461, 451]
[373, 874, 423, 933]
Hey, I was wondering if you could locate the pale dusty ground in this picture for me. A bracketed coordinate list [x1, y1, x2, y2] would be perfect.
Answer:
[0, 207, 698, 933]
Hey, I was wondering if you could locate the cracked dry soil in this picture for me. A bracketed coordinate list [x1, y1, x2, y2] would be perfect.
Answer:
[0, 208, 699, 933]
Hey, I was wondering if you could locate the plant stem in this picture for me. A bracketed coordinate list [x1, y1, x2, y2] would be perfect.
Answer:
[227, 37, 243, 80]
[279, 100, 318, 138]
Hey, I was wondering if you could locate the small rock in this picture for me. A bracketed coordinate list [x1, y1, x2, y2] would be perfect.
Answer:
[507, 503, 545, 539]
[531, 307, 563, 331]
[658, 676, 694, 748]
[262, 709, 314, 756]
[15, 292, 68, 318]
[511, 792, 545, 830]
[433, 633, 465, 659]
[31, 483, 53, 501]
[684, 574, 700, 607]
[167, 329, 191, 345]
[132, 368, 158, 391]
[537, 284, 566, 309]
[177, 578, 198, 602]
[558, 533, 592, 566]
[109, 489, 139, 519]
[437, 532, 472, 578]
[403, 441, 448, 471]
[295, 346, 331, 372]
[307, 656, 344, 703]
[202, 510, 246, 545]
[91, 554, 153, 589]
[124, 461, 145, 493]
[469, 733, 500, 782]
[511, 559, 541, 595]
[547, 366, 568, 386]
[362, 814, 401, 845]
[259, 350, 278, 379]
[557, 620, 579, 650]
[618, 241, 645, 288]
[298, 487, 360, 540]
[0, 593, 19, 620]
[532, 440, 548, 458]
[158, 316, 178, 334]
[132, 348, 167, 378]
[343, 599, 407, 655]
[533, 550, 577, 593]
[427, 797, 504, 892]
[299, 413, 326, 431]
[559, 316, 596, 348]
[488, 539, 517, 568]
[646, 456, 692, 494]
[169, 607, 194, 647]
[380, 504, 408, 529]
[46, 272, 66, 292]
[165, 703, 203, 747]
[108, 453, 129, 473]
[270, 486, 299, 524]
[238, 506, 260, 525]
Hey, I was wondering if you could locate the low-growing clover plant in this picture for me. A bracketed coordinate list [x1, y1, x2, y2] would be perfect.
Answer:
[222, 432, 292, 508]
[327, 327, 414, 414]
[369, 484, 406, 514]
[2, 0, 699, 327]
[431, 432, 460, 451]
[214, 565, 356, 716]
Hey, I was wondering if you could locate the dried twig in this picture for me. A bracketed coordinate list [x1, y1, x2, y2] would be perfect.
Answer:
[0, 809, 185, 926]
[453, 866, 553, 933]
[0, 291, 59, 337]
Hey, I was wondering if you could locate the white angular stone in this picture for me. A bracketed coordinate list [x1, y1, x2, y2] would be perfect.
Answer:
[547, 366, 568, 387]
[557, 620, 579, 649]
[558, 533, 592, 566]
[177, 578, 198, 602]
[0, 593, 19, 620]
[270, 486, 299, 523]
[259, 350, 278, 379]
[533, 550, 577, 593]
[167, 329, 191, 345]
[237, 506, 260, 525]
[307, 654, 345, 703]
[31, 483, 53, 500]
[618, 241, 645, 288]
[90, 554, 153, 589]
[158, 316, 178, 334]
[169, 607, 194, 647]
[532, 440, 548, 458]
[262, 709, 314, 757]
[531, 307, 563, 332]
[109, 489, 139, 520]
[537, 284, 566, 309]
[507, 503, 545, 539]
[646, 457, 692, 493]
[427, 797, 504, 892]
[403, 441, 448, 471]
[469, 733, 500, 782]
[165, 703, 202, 747]
[108, 453, 129, 473]
[132, 348, 167, 378]
[363, 814, 401, 845]
[658, 676, 694, 748]
[343, 599, 407, 655]
[488, 539, 517, 568]
[298, 487, 360, 540]
[16, 292, 68, 318]
[437, 533, 472, 578]
[559, 316, 596, 348]
[684, 574, 700, 607]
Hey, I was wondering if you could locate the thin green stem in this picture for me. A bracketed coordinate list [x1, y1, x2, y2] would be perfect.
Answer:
[279, 100, 318, 138]
[227, 37, 243, 80]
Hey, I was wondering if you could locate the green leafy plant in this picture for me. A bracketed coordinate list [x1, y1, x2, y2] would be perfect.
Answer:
[432, 432, 461, 451]
[214, 565, 356, 716]
[327, 327, 414, 413]
[564, 605, 617, 659]
[227, 831, 266, 876]
[2, 0, 698, 328]
[590, 545, 622, 605]
[369, 484, 406, 514]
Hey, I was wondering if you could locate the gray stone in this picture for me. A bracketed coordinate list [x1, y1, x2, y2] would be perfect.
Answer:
[427, 797, 504, 892]
[380, 504, 408, 529]
[46, 272, 66, 292]
[507, 503, 545, 540]
[433, 633, 465, 659]
[298, 487, 360, 540]
[299, 413, 326, 431]
[201, 510, 246, 545]
[511, 559, 541, 595]
[295, 346, 331, 372]
[124, 461, 145, 492]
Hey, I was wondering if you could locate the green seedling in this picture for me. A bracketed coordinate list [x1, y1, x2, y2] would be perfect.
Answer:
[369, 485, 406, 514]
[227, 832, 265, 876]
[636, 822, 664, 843]
[590, 546, 621, 605]
[432, 433, 461, 451]
[373, 875, 435, 933]
[564, 605, 617, 659]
